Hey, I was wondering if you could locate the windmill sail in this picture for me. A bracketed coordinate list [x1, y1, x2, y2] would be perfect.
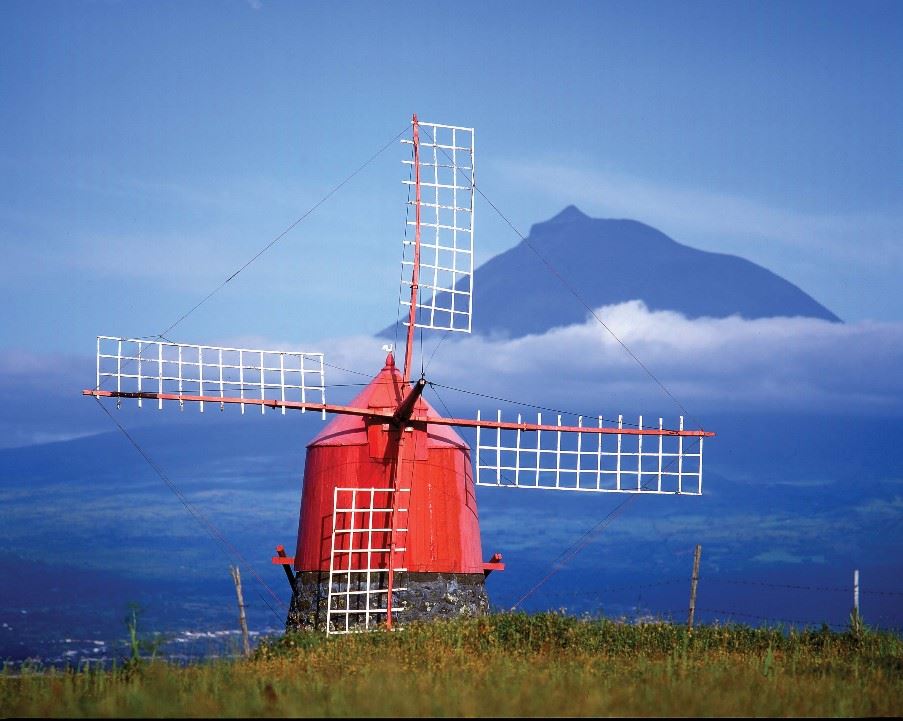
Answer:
[90, 336, 326, 415]
[473, 411, 708, 496]
[400, 121, 475, 334]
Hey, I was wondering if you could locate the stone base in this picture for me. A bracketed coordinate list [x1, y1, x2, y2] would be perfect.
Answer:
[286, 570, 490, 632]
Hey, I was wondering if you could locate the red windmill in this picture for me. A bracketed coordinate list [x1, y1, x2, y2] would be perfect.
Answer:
[84, 115, 714, 634]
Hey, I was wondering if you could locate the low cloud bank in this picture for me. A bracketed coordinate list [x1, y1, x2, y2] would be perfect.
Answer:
[2, 302, 901, 448]
[319, 301, 903, 418]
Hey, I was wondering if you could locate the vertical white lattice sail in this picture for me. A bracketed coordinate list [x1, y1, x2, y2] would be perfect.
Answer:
[475, 411, 704, 495]
[95, 336, 326, 415]
[326, 487, 408, 635]
[400, 121, 475, 333]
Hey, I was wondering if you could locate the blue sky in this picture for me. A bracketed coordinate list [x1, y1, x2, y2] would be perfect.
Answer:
[1, 0, 900, 358]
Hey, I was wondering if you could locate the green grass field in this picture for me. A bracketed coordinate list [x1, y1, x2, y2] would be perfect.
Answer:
[3, 613, 901, 717]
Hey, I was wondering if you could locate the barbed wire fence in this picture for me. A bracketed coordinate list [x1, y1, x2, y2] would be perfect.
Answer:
[492, 571, 903, 633]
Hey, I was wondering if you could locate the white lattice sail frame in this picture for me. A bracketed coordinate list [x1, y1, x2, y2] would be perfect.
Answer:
[95, 336, 326, 415]
[475, 411, 704, 495]
[400, 121, 475, 333]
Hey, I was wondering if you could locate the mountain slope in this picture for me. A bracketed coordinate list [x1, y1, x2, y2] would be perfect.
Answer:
[385, 206, 839, 338]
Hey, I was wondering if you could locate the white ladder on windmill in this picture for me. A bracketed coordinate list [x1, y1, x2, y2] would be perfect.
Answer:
[325, 487, 410, 634]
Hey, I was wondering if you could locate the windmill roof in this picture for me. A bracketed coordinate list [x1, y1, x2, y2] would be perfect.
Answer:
[308, 353, 468, 450]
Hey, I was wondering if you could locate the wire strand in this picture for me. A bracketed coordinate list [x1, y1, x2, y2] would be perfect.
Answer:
[94, 125, 409, 394]
[92, 397, 286, 623]
[474, 187, 704, 430]
[157, 125, 409, 340]
[509, 436, 703, 609]
[417, 123, 705, 431]
[431, 381, 662, 430]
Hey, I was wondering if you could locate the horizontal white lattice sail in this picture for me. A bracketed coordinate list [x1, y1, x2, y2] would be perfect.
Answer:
[327, 487, 409, 635]
[95, 336, 326, 415]
[400, 121, 474, 333]
[476, 411, 704, 495]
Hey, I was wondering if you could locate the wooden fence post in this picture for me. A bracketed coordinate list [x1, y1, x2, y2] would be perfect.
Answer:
[230, 565, 251, 657]
[687, 544, 702, 630]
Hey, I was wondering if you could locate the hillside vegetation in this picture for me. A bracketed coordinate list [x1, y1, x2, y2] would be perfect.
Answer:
[2, 613, 901, 717]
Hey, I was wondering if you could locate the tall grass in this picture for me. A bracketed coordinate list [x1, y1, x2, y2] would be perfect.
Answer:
[3, 613, 901, 717]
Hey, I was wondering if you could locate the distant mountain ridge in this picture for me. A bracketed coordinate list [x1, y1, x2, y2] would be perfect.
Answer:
[383, 205, 839, 338]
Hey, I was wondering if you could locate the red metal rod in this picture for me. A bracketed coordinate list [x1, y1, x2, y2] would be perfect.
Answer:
[385, 445, 399, 630]
[385, 429, 415, 630]
[82, 389, 394, 420]
[388, 114, 423, 630]
[274, 544, 295, 586]
[402, 113, 421, 386]
[84, 390, 714, 437]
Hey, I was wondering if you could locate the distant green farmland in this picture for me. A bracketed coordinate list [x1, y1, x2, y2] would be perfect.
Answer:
[3, 613, 901, 717]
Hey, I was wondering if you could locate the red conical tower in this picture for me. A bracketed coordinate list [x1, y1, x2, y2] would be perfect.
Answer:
[286, 352, 494, 629]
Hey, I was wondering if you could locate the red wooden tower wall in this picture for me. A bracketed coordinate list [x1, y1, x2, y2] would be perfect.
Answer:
[293, 353, 484, 574]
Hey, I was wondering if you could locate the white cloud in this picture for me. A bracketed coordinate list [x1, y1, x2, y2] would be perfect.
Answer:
[313, 301, 903, 417]
[751, 550, 826, 565]
[2, 303, 901, 449]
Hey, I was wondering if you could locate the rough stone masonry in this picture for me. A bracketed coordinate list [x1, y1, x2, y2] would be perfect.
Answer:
[286, 571, 490, 632]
